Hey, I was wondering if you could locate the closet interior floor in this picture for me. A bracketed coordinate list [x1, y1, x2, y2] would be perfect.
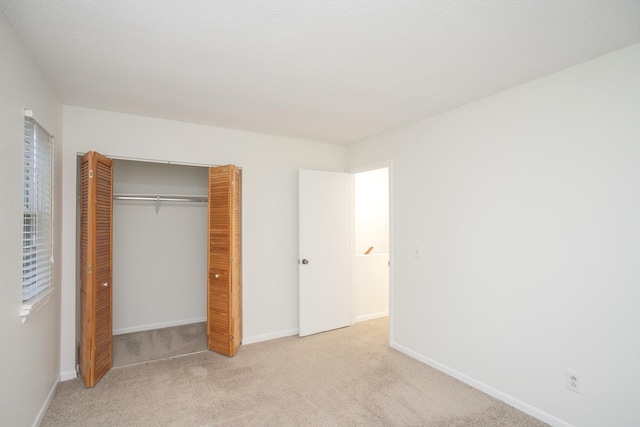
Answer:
[112, 322, 207, 367]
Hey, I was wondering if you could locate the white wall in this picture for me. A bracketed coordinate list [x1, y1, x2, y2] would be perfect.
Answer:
[0, 13, 63, 427]
[61, 106, 346, 376]
[111, 160, 209, 333]
[347, 43, 640, 427]
[352, 254, 389, 322]
[354, 168, 389, 254]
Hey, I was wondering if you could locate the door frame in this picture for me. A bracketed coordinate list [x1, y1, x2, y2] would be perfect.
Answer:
[349, 160, 393, 345]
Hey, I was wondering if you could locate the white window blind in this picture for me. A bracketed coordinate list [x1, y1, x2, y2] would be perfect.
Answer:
[22, 115, 54, 316]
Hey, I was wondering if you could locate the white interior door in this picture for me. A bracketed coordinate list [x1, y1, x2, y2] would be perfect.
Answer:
[298, 169, 351, 337]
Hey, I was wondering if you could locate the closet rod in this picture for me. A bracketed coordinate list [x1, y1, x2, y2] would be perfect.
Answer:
[113, 194, 208, 203]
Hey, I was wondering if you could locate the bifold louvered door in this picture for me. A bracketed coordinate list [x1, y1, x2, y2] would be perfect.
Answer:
[207, 165, 242, 357]
[79, 151, 113, 388]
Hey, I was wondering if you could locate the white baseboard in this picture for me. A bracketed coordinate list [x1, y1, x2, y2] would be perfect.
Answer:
[59, 370, 77, 381]
[243, 328, 299, 345]
[244, 317, 389, 344]
[32, 374, 60, 427]
[390, 341, 573, 427]
[113, 317, 206, 335]
[355, 311, 389, 323]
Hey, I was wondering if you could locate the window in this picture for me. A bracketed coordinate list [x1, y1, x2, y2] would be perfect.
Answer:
[21, 114, 54, 317]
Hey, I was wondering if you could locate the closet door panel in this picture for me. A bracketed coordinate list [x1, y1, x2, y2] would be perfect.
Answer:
[79, 151, 113, 388]
[230, 166, 242, 356]
[207, 165, 242, 357]
[79, 156, 90, 385]
[93, 154, 113, 383]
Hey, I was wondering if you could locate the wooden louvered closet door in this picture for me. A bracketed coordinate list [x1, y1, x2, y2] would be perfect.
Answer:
[79, 151, 113, 387]
[208, 165, 242, 357]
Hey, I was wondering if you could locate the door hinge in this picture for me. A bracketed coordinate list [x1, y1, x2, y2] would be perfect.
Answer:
[89, 170, 94, 178]
[230, 335, 234, 341]
[88, 264, 92, 273]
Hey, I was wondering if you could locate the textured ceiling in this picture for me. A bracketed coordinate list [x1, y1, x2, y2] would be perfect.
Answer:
[2, 1, 640, 144]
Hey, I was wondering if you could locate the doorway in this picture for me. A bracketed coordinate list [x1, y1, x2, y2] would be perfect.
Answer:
[111, 159, 209, 366]
[76, 153, 242, 387]
[352, 166, 390, 324]
[297, 164, 391, 337]
[113, 161, 207, 326]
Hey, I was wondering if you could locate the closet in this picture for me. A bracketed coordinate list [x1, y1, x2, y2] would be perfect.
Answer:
[77, 152, 241, 387]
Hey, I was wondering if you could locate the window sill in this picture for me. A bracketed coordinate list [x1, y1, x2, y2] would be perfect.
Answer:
[20, 288, 54, 323]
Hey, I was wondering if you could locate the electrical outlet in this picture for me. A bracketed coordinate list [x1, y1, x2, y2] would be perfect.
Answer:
[566, 369, 582, 393]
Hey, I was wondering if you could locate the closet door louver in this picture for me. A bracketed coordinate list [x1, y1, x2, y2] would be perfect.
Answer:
[79, 151, 113, 387]
[207, 165, 242, 356]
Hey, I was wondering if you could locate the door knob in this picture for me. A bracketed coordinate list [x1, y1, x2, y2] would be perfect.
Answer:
[301, 259, 309, 265]
[102, 282, 108, 287]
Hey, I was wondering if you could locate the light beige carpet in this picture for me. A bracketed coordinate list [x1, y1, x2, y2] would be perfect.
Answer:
[113, 322, 207, 367]
[42, 318, 548, 426]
